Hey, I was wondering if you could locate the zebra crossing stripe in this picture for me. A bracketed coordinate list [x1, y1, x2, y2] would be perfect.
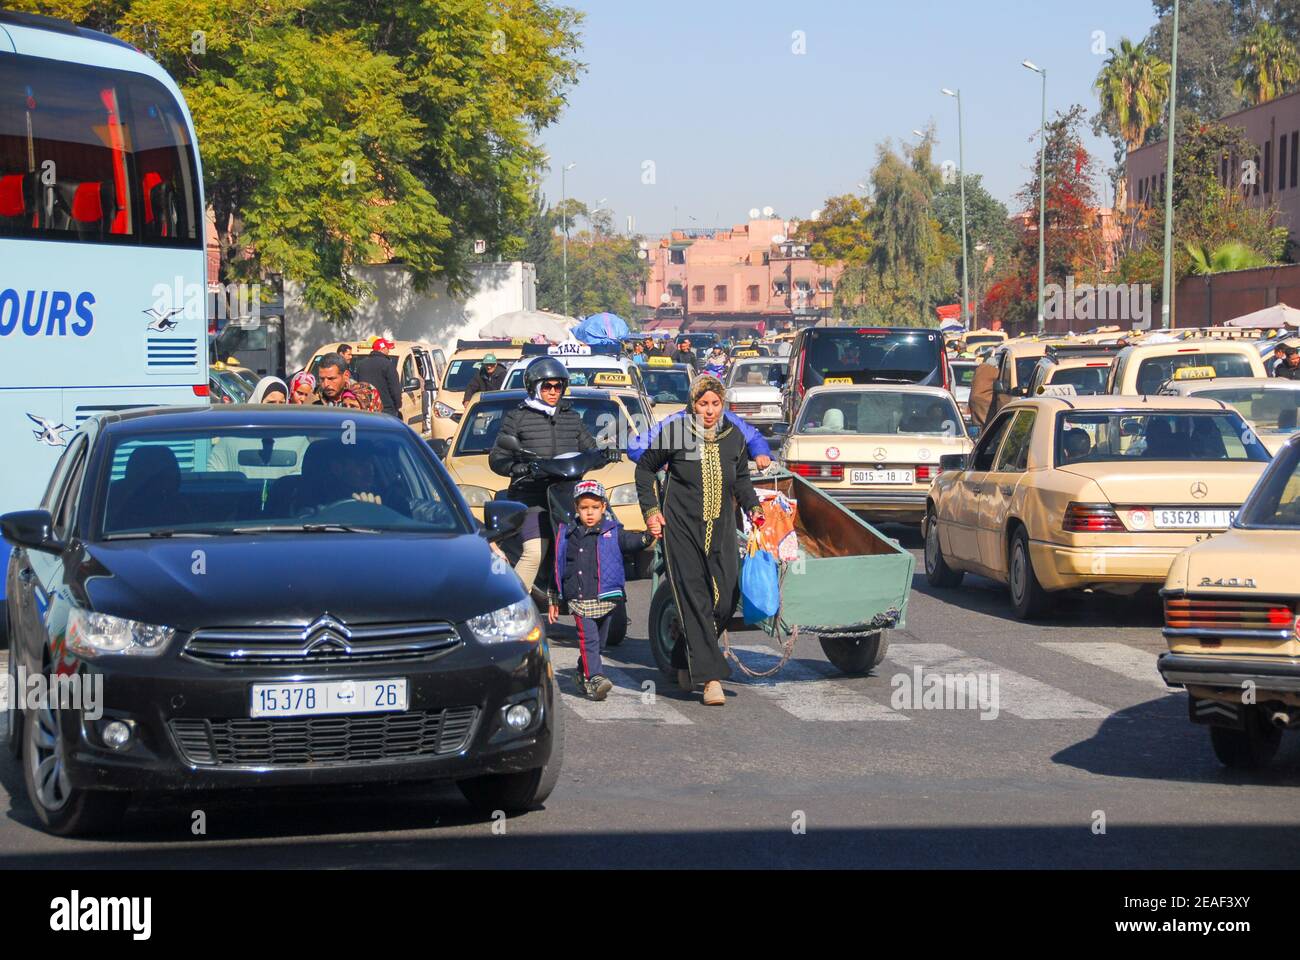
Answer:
[886, 643, 1112, 720]
[1039, 642, 1172, 693]
[727, 644, 907, 721]
[549, 645, 693, 724]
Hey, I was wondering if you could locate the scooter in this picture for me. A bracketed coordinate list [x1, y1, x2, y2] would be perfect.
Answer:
[491, 436, 629, 645]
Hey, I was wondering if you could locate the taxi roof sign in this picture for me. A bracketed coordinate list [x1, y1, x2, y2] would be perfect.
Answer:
[592, 372, 632, 386]
[1173, 365, 1218, 381]
[549, 341, 592, 357]
[647, 356, 673, 367]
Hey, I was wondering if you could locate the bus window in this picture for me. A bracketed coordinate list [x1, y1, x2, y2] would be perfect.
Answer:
[0, 55, 200, 247]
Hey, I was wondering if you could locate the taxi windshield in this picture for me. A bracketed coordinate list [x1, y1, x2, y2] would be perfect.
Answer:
[503, 363, 619, 390]
[96, 426, 465, 539]
[1048, 365, 1110, 395]
[1055, 411, 1272, 466]
[1136, 352, 1255, 394]
[642, 369, 692, 403]
[455, 396, 630, 455]
[796, 391, 961, 436]
[443, 358, 487, 391]
[1195, 387, 1300, 433]
[1236, 443, 1300, 527]
[727, 362, 785, 388]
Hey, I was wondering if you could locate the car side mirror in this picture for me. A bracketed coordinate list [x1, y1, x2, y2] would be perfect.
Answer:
[480, 499, 527, 543]
[404, 377, 421, 392]
[939, 453, 968, 473]
[768, 422, 790, 439]
[1, 509, 64, 555]
[427, 438, 449, 460]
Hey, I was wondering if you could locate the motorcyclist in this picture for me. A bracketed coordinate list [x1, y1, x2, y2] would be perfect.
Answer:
[488, 356, 606, 592]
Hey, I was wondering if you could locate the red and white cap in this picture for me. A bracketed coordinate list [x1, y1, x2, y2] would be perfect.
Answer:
[573, 480, 607, 502]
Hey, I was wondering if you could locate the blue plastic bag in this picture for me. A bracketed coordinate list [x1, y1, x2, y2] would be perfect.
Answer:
[741, 535, 781, 624]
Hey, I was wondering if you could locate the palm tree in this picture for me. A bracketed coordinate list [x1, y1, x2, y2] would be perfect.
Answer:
[1094, 38, 1171, 211]
[1231, 22, 1300, 106]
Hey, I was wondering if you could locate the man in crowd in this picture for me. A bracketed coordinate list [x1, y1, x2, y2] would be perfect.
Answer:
[315, 353, 383, 412]
[1274, 343, 1300, 380]
[464, 353, 507, 404]
[353, 338, 403, 416]
[337, 343, 354, 374]
[671, 337, 696, 367]
[968, 353, 1000, 428]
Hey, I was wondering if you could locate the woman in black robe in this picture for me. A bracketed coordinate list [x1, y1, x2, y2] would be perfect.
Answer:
[635, 375, 763, 706]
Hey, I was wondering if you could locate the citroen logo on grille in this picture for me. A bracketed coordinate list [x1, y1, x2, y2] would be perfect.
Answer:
[302, 614, 354, 655]
[1190, 481, 1208, 500]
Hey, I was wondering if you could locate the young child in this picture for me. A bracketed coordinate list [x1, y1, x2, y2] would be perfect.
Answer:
[548, 480, 653, 701]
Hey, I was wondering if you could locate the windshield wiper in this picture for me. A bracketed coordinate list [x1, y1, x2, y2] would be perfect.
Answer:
[103, 530, 221, 540]
[231, 523, 384, 535]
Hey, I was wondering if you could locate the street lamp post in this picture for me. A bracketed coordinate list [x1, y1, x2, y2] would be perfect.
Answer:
[942, 87, 971, 332]
[561, 161, 576, 317]
[1160, 0, 1181, 329]
[1023, 60, 1047, 335]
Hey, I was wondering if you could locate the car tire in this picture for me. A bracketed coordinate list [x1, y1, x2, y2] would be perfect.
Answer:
[924, 510, 963, 588]
[21, 689, 128, 836]
[458, 674, 565, 814]
[605, 601, 628, 648]
[5, 647, 19, 760]
[1209, 708, 1282, 769]
[818, 632, 888, 675]
[647, 579, 679, 679]
[1007, 526, 1050, 621]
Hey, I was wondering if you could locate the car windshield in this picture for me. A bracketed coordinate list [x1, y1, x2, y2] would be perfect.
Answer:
[803, 329, 944, 386]
[727, 362, 784, 388]
[1055, 411, 1272, 466]
[213, 371, 251, 403]
[1014, 356, 1040, 386]
[1236, 443, 1300, 527]
[1136, 352, 1255, 394]
[455, 396, 630, 455]
[642, 369, 692, 403]
[1048, 365, 1111, 395]
[796, 391, 961, 436]
[96, 426, 466, 538]
[443, 358, 495, 392]
[503, 363, 622, 390]
[1195, 387, 1300, 433]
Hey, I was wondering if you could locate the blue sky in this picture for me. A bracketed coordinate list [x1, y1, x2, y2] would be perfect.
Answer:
[539, 0, 1159, 235]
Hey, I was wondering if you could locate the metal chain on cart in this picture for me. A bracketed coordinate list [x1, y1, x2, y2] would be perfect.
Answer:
[721, 561, 799, 679]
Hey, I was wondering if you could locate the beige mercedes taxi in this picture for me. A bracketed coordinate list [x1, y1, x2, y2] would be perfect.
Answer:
[1158, 435, 1300, 768]
[1107, 338, 1268, 395]
[442, 387, 646, 536]
[432, 340, 526, 442]
[640, 356, 693, 421]
[924, 394, 1273, 619]
[777, 384, 974, 524]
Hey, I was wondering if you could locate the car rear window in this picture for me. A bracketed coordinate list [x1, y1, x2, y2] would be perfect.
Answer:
[800, 329, 944, 389]
[1195, 387, 1300, 433]
[796, 391, 961, 436]
[1055, 411, 1272, 466]
[1135, 353, 1255, 394]
[643, 368, 692, 402]
[1237, 443, 1300, 527]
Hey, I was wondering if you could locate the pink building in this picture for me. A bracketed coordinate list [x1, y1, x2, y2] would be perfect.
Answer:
[636, 216, 843, 334]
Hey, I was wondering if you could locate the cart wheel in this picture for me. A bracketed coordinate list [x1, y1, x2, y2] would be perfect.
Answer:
[647, 580, 679, 679]
[818, 632, 888, 675]
[606, 601, 628, 647]
[1209, 707, 1282, 769]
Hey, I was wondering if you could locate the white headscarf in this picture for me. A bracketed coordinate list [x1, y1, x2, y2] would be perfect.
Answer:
[249, 376, 289, 403]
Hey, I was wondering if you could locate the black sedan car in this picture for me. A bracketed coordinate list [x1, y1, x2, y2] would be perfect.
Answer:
[2, 405, 561, 835]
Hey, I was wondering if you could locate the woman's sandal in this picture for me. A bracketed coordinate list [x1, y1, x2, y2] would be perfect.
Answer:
[702, 680, 725, 706]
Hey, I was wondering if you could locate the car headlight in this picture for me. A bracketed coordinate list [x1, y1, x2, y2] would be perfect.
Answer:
[434, 401, 456, 418]
[467, 597, 542, 645]
[66, 610, 174, 658]
[608, 482, 639, 506]
[760, 404, 782, 417]
[459, 485, 494, 507]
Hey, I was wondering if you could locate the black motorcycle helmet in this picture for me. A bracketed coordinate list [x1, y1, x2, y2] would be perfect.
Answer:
[523, 356, 570, 398]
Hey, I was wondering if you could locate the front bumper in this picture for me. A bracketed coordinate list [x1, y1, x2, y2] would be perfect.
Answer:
[1028, 541, 1183, 591]
[1157, 651, 1300, 692]
[56, 636, 557, 793]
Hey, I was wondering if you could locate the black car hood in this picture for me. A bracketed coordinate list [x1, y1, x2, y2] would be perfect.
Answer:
[78, 533, 523, 631]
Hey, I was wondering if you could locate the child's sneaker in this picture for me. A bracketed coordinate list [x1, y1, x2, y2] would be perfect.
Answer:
[583, 674, 613, 701]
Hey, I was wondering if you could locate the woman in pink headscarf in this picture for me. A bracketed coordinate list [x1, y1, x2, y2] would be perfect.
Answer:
[289, 371, 319, 405]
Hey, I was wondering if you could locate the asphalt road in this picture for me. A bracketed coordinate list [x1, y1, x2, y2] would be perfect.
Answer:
[3, 524, 1300, 869]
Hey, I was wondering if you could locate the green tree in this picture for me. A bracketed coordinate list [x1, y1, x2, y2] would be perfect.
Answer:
[521, 196, 647, 319]
[1094, 38, 1171, 209]
[792, 194, 873, 266]
[1231, 19, 1300, 103]
[1147, 0, 1247, 125]
[933, 173, 1014, 318]
[11, 0, 585, 322]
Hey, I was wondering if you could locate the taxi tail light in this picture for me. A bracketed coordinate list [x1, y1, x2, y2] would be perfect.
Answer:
[916, 464, 939, 481]
[1063, 502, 1125, 532]
[789, 461, 843, 481]
[1166, 597, 1298, 634]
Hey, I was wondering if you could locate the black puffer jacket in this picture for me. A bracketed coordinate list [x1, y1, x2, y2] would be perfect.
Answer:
[489, 401, 598, 506]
